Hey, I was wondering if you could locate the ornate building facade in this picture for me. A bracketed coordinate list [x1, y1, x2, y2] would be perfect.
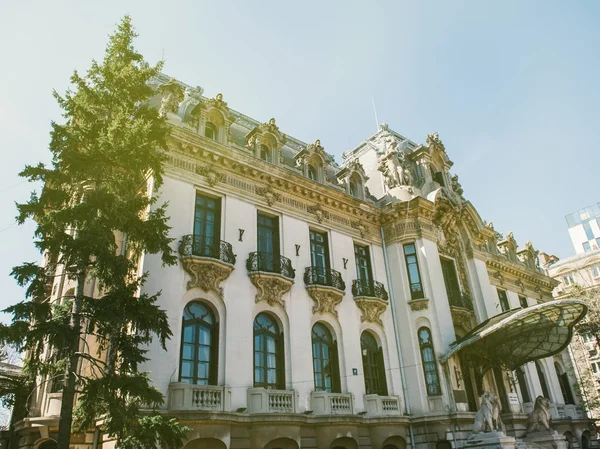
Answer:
[18, 76, 595, 449]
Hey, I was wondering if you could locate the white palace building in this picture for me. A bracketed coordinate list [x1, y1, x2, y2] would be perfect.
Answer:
[23, 76, 595, 449]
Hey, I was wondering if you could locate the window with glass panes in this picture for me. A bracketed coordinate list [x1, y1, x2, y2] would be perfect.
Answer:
[311, 323, 340, 393]
[418, 327, 441, 395]
[257, 214, 280, 272]
[497, 289, 510, 312]
[360, 332, 387, 395]
[354, 245, 372, 284]
[310, 230, 329, 284]
[193, 193, 221, 257]
[180, 302, 218, 385]
[253, 313, 284, 389]
[403, 243, 424, 299]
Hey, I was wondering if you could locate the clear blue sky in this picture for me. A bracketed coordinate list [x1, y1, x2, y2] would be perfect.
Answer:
[1, 0, 599, 316]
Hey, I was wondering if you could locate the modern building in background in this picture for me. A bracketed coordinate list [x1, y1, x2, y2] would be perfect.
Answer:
[566, 203, 600, 255]
[542, 203, 600, 419]
[16, 77, 595, 449]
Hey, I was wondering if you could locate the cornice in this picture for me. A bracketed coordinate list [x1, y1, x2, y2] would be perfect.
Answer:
[165, 127, 382, 242]
[483, 252, 558, 300]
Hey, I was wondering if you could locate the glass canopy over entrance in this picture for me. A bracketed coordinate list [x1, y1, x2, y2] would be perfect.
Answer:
[440, 299, 587, 371]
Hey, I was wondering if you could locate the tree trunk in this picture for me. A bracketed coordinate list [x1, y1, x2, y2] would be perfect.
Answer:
[56, 270, 85, 449]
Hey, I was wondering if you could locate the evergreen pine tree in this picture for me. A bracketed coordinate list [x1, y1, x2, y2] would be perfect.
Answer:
[1, 16, 188, 449]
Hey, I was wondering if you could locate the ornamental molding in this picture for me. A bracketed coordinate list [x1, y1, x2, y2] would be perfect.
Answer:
[164, 131, 381, 239]
[408, 298, 429, 311]
[354, 297, 387, 326]
[256, 184, 282, 206]
[307, 204, 329, 224]
[306, 285, 344, 316]
[450, 306, 475, 332]
[158, 78, 184, 116]
[181, 257, 234, 299]
[248, 272, 293, 309]
[246, 118, 286, 150]
[195, 164, 227, 187]
[485, 257, 557, 291]
[351, 220, 369, 238]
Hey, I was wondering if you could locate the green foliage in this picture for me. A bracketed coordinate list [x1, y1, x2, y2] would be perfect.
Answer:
[1, 15, 187, 449]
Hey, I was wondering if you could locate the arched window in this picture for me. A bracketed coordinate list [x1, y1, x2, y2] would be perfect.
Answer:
[38, 441, 58, 449]
[308, 164, 318, 181]
[418, 327, 441, 395]
[260, 144, 272, 163]
[180, 302, 218, 385]
[205, 121, 217, 140]
[360, 332, 387, 395]
[254, 313, 284, 389]
[555, 362, 574, 404]
[535, 361, 550, 399]
[312, 323, 341, 393]
[349, 180, 358, 198]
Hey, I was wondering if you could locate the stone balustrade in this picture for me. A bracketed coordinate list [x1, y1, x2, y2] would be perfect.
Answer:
[247, 387, 298, 413]
[364, 394, 402, 416]
[310, 391, 354, 415]
[168, 383, 231, 412]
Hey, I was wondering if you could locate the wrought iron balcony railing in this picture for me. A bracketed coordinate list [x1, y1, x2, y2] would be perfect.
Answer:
[303, 266, 346, 291]
[447, 290, 473, 311]
[246, 251, 295, 279]
[351, 279, 389, 301]
[179, 234, 236, 265]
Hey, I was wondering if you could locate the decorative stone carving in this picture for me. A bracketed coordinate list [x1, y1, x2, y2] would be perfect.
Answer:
[248, 272, 293, 309]
[472, 391, 504, 434]
[498, 232, 518, 261]
[246, 118, 286, 157]
[515, 279, 525, 293]
[378, 149, 414, 189]
[256, 184, 281, 206]
[408, 298, 429, 311]
[426, 132, 446, 154]
[158, 78, 184, 116]
[179, 85, 204, 124]
[306, 286, 344, 316]
[205, 92, 229, 113]
[351, 220, 368, 238]
[182, 258, 233, 299]
[450, 306, 476, 331]
[518, 241, 540, 270]
[493, 271, 505, 286]
[307, 204, 328, 223]
[195, 165, 226, 186]
[526, 396, 551, 433]
[354, 297, 387, 325]
[451, 174, 464, 196]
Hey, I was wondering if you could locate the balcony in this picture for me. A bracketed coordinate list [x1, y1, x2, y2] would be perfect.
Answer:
[179, 234, 236, 298]
[168, 383, 231, 412]
[447, 291, 476, 331]
[304, 267, 346, 316]
[310, 391, 354, 415]
[247, 387, 298, 414]
[364, 394, 402, 416]
[352, 279, 389, 325]
[247, 252, 295, 308]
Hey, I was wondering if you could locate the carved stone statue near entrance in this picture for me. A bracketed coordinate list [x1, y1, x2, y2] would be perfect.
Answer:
[526, 396, 552, 433]
[472, 391, 505, 434]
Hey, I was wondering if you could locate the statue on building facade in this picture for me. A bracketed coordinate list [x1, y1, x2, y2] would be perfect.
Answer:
[526, 396, 552, 433]
[157, 78, 184, 116]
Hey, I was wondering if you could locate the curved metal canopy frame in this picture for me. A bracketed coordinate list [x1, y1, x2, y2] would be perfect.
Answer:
[440, 299, 587, 371]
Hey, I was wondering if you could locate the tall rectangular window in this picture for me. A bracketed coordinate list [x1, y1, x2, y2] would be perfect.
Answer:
[518, 295, 528, 308]
[257, 213, 280, 272]
[354, 245, 373, 283]
[404, 243, 424, 299]
[440, 258, 461, 306]
[584, 242, 592, 252]
[309, 230, 330, 284]
[193, 193, 221, 257]
[497, 289, 510, 312]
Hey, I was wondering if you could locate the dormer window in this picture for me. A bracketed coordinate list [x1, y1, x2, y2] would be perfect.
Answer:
[349, 180, 359, 198]
[260, 144, 272, 163]
[205, 121, 217, 140]
[308, 164, 318, 181]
